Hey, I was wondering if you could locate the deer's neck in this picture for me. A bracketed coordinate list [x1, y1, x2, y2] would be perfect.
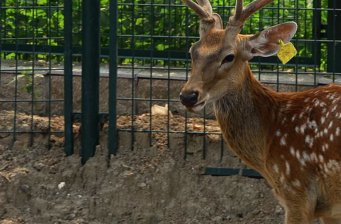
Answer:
[213, 65, 279, 172]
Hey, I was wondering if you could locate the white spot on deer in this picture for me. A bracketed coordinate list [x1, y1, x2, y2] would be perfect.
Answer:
[323, 163, 330, 174]
[298, 158, 306, 166]
[300, 124, 307, 134]
[296, 150, 301, 161]
[318, 154, 324, 163]
[295, 126, 300, 134]
[320, 101, 327, 107]
[281, 117, 287, 125]
[326, 112, 330, 118]
[328, 121, 333, 129]
[280, 135, 287, 146]
[332, 105, 337, 112]
[299, 112, 304, 119]
[292, 179, 301, 187]
[273, 164, 279, 173]
[276, 130, 281, 137]
[321, 117, 326, 124]
[317, 132, 322, 138]
[291, 114, 297, 122]
[302, 151, 310, 164]
[280, 174, 285, 184]
[285, 161, 290, 176]
[310, 152, 318, 162]
[332, 97, 340, 104]
[324, 160, 341, 175]
[290, 147, 295, 156]
[304, 97, 310, 103]
[327, 93, 336, 101]
[305, 135, 314, 148]
[322, 145, 326, 152]
[307, 120, 317, 129]
[336, 127, 340, 136]
[324, 128, 328, 135]
[330, 134, 334, 142]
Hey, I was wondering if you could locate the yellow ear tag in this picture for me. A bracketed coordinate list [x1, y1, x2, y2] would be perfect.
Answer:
[277, 39, 297, 64]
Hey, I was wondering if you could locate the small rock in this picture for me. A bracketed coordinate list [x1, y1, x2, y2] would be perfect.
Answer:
[151, 104, 173, 117]
[212, 216, 222, 222]
[21, 124, 31, 132]
[33, 162, 45, 171]
[58, 182, 66, 190]
[225, 215, 232, 221]
[20, 184, 31, 194]
[275, 205, 284, 215]
[66, 213, 76, 220]
[121, 171, 134, 177]
[138, 183, 147, 188]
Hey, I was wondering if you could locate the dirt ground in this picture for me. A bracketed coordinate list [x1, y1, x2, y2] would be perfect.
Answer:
[0, 111, 286, 224]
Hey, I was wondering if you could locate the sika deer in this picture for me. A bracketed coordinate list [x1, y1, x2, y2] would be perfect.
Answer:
[179, 0, 341, 223]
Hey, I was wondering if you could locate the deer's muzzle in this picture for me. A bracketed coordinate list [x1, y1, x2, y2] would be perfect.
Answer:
[179, 90, 199, 108]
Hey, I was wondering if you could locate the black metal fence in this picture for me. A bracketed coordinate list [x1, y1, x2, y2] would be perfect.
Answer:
[0, 0, 340, 166]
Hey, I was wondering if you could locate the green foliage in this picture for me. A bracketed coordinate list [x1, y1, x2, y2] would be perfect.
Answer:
[104, 0, 327, 68]
[0, 0, 329, 69]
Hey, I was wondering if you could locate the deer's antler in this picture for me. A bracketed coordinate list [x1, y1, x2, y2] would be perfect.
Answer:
[229, 0, 273, 27]
[183, 0, 223, 37]
[183, 0, 214, 22]
[183, 0, 273, 37]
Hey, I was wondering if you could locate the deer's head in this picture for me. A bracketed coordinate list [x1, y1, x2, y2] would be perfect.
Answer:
[179, 0, 297, 112]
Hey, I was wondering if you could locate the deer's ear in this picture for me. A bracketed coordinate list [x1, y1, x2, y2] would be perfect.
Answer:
[244, 22, 297, 58]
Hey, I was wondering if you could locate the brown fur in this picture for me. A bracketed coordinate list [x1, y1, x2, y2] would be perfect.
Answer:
[180, 1, 341, 223]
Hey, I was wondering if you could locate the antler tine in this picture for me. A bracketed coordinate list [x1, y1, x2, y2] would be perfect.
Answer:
[183, 0, 213, 21]
[240, 0, 273, 21]
[234, 0, 243, 21]
[230, 0, 273, 26]
[196, 0, 213, 15]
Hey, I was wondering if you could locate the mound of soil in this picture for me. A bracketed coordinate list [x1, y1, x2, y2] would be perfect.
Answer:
[0, 111, 284, 224]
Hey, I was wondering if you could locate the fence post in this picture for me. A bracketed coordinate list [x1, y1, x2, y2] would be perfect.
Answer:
[327, 0, 341, 73]
[81, 0, 100, 164]
[64, 0, 73, 156]
[108, 0, 118, 155]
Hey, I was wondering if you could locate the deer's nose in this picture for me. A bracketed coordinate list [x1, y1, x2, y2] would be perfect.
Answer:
[180, 91, 198, 107]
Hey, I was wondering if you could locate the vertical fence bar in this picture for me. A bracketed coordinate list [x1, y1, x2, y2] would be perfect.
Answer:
[327, 0, 341, 74]
[64, 0, 73, 156]
[47, 0, 52, 149]
[81, 0, 100, 164]
[108, 0, 118, 155]
[30, 0, 36, 147]
[12, 0, 19, 145]
[184, 4, 189, 160]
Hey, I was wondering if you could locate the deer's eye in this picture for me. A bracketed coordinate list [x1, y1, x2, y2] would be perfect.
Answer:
[221, 54, 235, 65]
